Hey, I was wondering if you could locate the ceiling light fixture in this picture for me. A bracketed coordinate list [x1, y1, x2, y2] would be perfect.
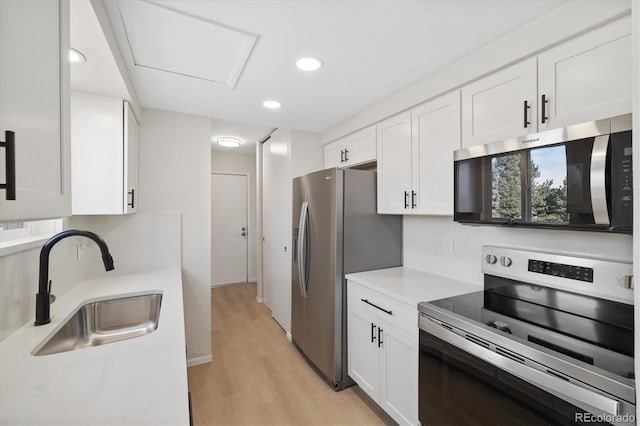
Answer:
[296, 57, 322, 71]
[216, 137, 241, 147]
[69, 48, 86, 63]
[263, 100, 281, 110]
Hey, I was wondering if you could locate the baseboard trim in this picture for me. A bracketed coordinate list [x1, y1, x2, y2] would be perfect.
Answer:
[187, 354, 212, 367]
[256, 296, 264, 303]
[286, 331, 292, 342]
[211, 281, 257, 288]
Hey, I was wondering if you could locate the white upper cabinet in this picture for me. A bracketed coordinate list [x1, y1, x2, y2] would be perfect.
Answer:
[461, 58, 537, 147]
[377, 92, 461, 215]
[461, 15, 631, 148]
[538, 16, 631, 130]
[123, 102, 139, 214]
[323, 141, 344, 169]
[0, 0, 70, 221]
[323, 125, 376, 169]
[411, 92, 461, 215]
[376, 112, 412, 214]
[71, 93, 139, 215]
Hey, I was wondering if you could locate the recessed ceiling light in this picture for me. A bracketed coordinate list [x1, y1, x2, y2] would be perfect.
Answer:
[296, 57, 322, 71]
[69, 48, 86, 63]
[263, 100, 281, 110]
[216, 137, 241, 147]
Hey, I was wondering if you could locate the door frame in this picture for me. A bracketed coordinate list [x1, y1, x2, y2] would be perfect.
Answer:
[210, 171, 250, 286]
[256, 131, 275, 303]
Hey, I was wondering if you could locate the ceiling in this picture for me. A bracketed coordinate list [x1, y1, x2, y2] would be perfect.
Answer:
[101, 0, 569, 133]
[210, 118, 273, 155]
[70, 0, 130, 99]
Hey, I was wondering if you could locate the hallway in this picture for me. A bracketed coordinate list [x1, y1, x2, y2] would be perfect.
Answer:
[187, 283, 390, 425]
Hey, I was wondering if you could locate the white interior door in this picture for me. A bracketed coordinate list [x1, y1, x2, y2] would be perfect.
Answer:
[261, 133, 292, 333]
[211, 173, 248, 286]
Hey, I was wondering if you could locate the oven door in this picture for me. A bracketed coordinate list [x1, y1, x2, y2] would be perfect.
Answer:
[418, 324, 632, 425]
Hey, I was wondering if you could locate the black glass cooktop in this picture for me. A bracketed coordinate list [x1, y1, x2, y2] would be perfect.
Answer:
[427, 275, 634, 377]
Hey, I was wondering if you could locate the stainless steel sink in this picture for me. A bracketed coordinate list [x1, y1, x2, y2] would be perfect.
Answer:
[32, 292, 162, 356]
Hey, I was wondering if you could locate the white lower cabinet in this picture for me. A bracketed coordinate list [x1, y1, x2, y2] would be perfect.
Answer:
[379, 324, 418, 425]
[347, 280, 418, 425]
[348, 307, 379, 398]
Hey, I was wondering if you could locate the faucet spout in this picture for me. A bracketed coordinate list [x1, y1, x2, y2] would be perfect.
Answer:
[35, 230, 115, 326]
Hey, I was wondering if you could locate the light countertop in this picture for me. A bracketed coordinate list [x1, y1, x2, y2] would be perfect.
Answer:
[0, 268, 189, 425]
[346, 266, 481, 306]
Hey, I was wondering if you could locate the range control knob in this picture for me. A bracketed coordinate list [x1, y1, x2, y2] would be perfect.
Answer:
[500, 256, 513, 267]
[485, 254, 497, 264]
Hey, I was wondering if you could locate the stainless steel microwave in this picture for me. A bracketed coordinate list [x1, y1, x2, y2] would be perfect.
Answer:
[453, 114, 632, 233]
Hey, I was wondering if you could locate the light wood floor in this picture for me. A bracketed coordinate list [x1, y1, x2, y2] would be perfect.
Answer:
[187, 283, 391, 426]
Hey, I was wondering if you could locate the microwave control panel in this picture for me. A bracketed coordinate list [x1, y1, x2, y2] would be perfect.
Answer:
[528, 259, 594, 283]
[611, 130, 633, 228]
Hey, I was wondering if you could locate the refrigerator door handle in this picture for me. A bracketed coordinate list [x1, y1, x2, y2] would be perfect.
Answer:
[297, 201, 309, 298]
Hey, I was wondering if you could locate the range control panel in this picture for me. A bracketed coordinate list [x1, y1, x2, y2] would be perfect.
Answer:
[528, 260, 593, 283]
[482, 246, 632, 304]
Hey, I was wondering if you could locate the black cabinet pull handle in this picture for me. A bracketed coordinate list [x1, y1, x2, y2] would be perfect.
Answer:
[377, 327, 383, 348]
[411, 191, 416, 208]
[541, 94, 548, 124]
[128, 189, 135, 208]
[0, 130, 16, 200]
[344, 149, 349, 162]
[404, 191, 409, 208]
[523, 100, 530, 128]
[361, 298, 392, 315]
[371, 322, 376, 343]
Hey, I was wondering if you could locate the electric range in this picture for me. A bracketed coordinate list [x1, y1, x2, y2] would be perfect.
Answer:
[418, 246, 635, 426]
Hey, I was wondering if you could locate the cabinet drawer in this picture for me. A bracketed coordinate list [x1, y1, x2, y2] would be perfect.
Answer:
[348, 280, 417, 336]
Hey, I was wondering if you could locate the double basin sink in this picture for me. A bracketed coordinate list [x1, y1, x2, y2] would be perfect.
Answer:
[32, 292, 162, 356]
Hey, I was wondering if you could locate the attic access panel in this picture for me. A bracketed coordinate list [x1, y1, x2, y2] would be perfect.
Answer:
[116, 0, 257, 88]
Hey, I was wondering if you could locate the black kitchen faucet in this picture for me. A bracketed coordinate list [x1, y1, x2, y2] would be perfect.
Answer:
[34, 230, 115, 326]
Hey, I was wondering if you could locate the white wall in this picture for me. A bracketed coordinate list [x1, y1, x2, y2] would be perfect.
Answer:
[404, 216, 633, 285]
[211, 151, 257, 282]
[138, 108, 212, 365]
[290, 129, 324, 178]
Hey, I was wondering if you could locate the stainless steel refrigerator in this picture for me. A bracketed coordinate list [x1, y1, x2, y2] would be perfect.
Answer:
[291, 167, 402, 390]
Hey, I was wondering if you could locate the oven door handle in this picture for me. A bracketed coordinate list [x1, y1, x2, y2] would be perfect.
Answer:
[590, 135, 610, 225]
[420, 317, 621, 417]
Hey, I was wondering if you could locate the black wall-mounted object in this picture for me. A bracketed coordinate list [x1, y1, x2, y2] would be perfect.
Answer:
[0, 130, 16, 200]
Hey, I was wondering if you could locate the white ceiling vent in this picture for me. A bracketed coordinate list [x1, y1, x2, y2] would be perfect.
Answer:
[116, 0, 257, 88]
